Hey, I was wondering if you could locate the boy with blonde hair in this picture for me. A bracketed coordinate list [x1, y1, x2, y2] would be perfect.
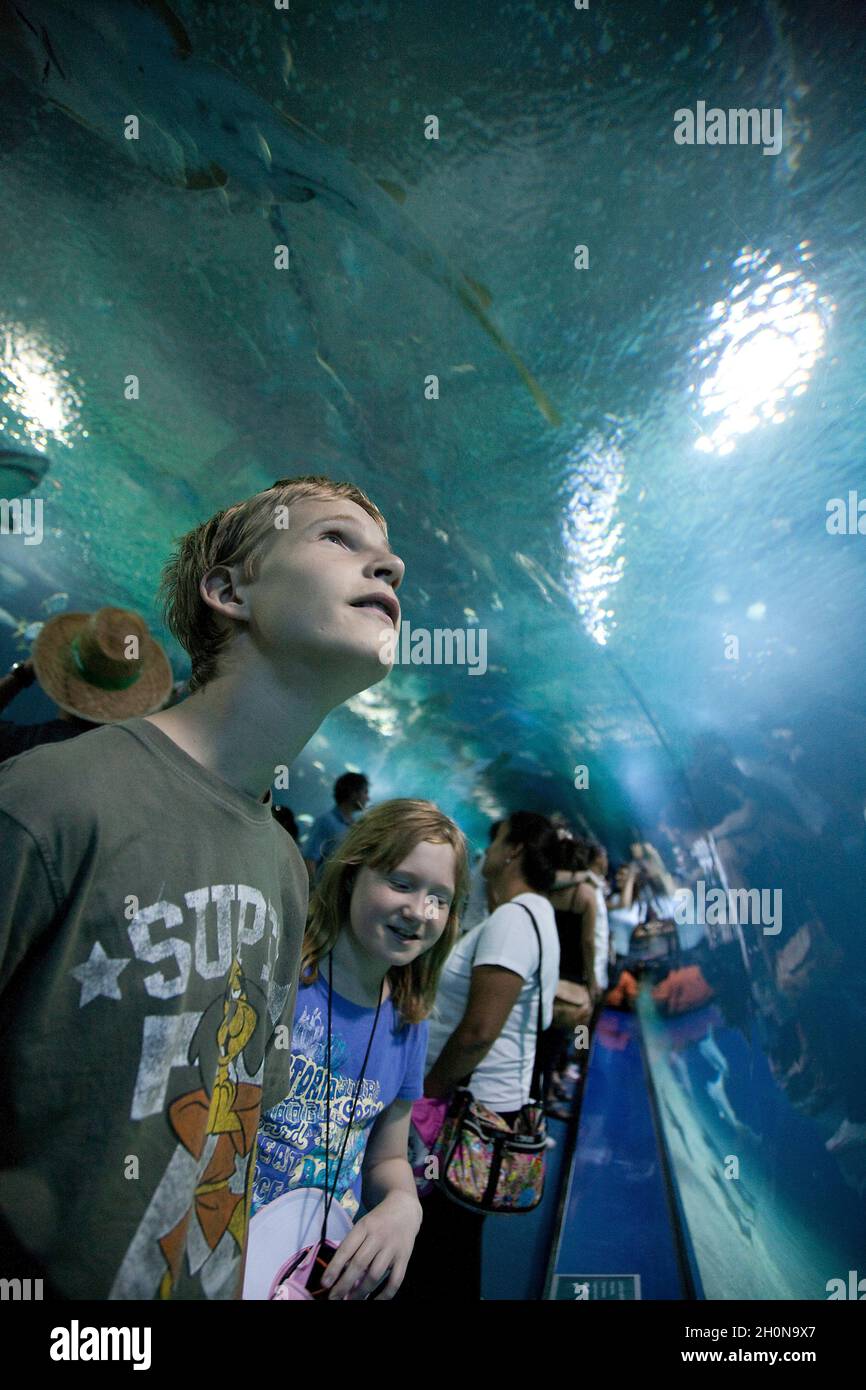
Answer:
[0, 474, 404, 1298]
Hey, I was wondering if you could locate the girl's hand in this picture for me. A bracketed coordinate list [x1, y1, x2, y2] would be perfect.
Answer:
[321, 1191, 422, 1301]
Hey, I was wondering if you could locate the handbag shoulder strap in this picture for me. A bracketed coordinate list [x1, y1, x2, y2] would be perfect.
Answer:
[515, 901, 545, 1101]
[468, 900, 545, 1099]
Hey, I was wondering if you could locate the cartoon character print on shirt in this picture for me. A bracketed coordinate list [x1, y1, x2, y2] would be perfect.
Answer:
[155, 958, 268, 1298]
[106, 882, 291, 1300]
[252, 999, 384, 1221]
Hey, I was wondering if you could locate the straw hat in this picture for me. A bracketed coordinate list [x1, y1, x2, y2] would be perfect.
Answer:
[32, 606, 174, 723]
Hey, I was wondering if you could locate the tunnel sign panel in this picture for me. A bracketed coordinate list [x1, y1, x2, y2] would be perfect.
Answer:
[551, 1274, 641, 1300]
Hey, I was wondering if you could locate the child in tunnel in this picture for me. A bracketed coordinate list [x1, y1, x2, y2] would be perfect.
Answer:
[245, 798, 469, 1300]
[0, 473, 405, 1299]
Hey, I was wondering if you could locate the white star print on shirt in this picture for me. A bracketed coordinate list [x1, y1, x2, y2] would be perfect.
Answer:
[70, 941, 131, 1007]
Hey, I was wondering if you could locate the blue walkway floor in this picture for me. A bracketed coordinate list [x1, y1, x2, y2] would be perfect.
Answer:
[546, 1007, 686, 1300]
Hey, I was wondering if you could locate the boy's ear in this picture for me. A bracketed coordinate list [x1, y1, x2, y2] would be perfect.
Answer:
[200, 563, 250, 623]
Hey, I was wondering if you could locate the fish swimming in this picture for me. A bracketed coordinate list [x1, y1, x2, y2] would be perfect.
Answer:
[0, 448, 49, 494]
[705, 1073, 761, 1144]
[0, 0, 561, 426]
[763, 0, 811, 182]
[41, 590, 69, 614]
[698, 1031, 729, 1077]
[513, 550, 575, 608]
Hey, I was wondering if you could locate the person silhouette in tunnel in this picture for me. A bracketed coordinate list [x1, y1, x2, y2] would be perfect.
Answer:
[542, 832, 610, 1116]
[0, 474, 405, 1299]
[303, 770, 370, 883]
[397, 813, 560, 1302]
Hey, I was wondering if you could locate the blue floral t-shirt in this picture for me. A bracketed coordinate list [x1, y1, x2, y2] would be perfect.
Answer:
[251, 973, 427, 1220]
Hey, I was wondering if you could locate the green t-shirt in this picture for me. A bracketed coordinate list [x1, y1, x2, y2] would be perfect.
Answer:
[0, 716, 308, 1299]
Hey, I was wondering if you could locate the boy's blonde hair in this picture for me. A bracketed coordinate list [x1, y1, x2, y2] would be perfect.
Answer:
[303, 799, 470, 1025]
[158, 475, 388, 691]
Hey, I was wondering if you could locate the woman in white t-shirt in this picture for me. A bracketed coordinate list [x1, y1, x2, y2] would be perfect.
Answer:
[608, 851, 689, 958]
[397, 813, 560, 1302]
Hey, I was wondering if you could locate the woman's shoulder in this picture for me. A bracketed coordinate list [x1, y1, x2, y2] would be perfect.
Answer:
[484, 893, 557, 939]
[518, 891, 558, 920]
[489, 891, 542, 914]
[480, 899, 529, 936]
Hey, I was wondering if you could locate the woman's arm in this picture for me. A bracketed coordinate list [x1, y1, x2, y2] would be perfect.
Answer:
[576, 884, 601, 1000]
[423, 964, 524, 1099]
[609, 862, 637, 910]
[641, 844, 677, 897]
[321, 1099, 421, 1301]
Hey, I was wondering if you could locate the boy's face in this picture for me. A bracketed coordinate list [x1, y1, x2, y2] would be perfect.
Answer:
[233, 496, 404, 694]
[349, 840, 456, 967]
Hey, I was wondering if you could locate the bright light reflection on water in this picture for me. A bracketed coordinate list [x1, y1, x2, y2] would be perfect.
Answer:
[561, 424, 627, 647]
[0, 324, 82, 449]
[689, 244, 832, 456]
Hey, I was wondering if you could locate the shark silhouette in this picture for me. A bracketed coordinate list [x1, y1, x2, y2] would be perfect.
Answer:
[0, 0, 561, 425]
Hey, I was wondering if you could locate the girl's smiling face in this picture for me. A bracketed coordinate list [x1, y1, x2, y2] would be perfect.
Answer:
[348, 840, 457, 966]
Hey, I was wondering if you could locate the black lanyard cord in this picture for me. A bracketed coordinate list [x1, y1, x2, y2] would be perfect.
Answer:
[321, 952, 384, 1245]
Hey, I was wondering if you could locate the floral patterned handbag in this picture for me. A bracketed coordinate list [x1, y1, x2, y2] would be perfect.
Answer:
[434, 904, 548, 1213]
